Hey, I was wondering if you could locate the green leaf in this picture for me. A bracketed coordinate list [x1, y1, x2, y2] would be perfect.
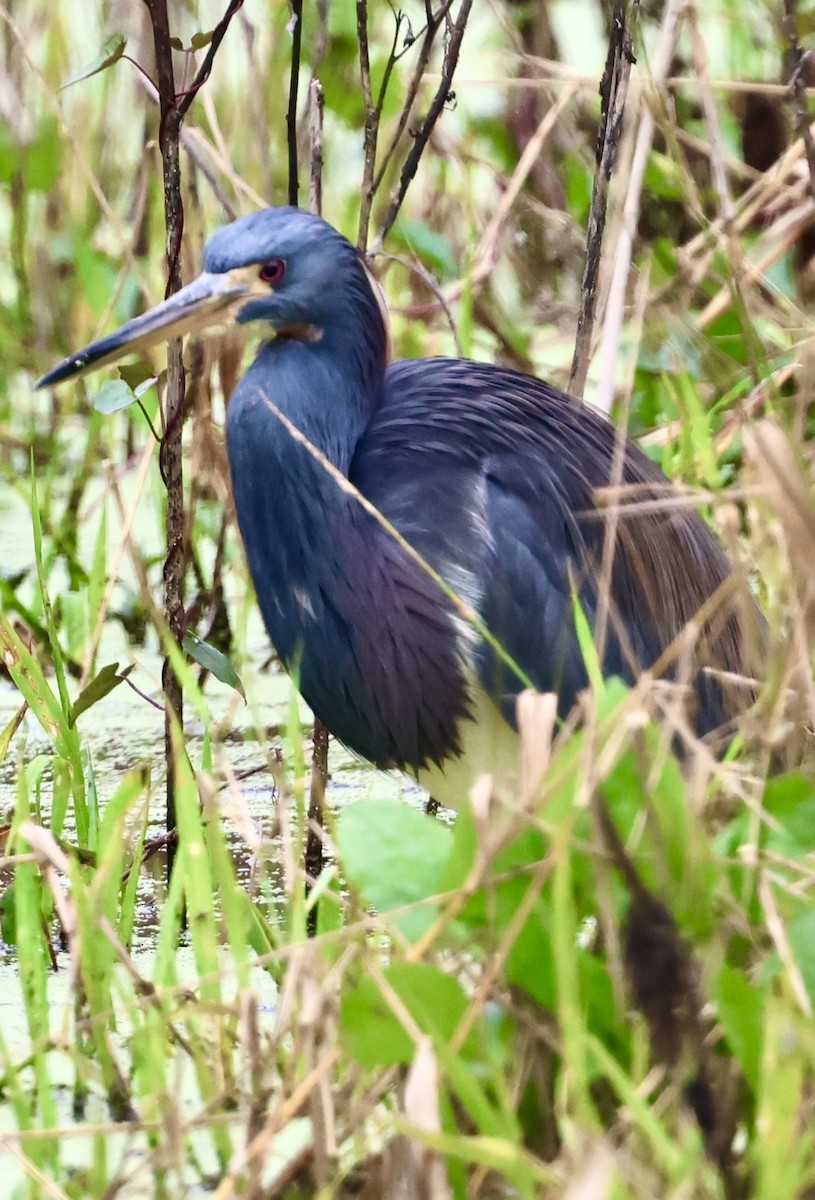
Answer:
[762, 774, 815, 858]
[183, 633, 245, 698]
[61, 590, 86, 659]
[715, 964, 764, 1094]
[0, 884, 16, 945]
[0, 613, 77, 760]
[0, 123, 19, 185]
[68, 662, 135, 726]
[789, 910, 815, 1009]
[572, 588, 603, 695]
[341, 963, 470, 1067]
[61, 34, 127, 90]
[397, 219, 458, 281]
[643, 151, 686, 201]
[497, 876, 556, 1009]
[134, 376, 158, 399]
[336, 799, 452, 941]
[117, 362, 156, 390]
[191, 30, 214, 50]
[601, 735, 715, 938]
[92, 379, 138, 414]
[0, 703, 27, 765]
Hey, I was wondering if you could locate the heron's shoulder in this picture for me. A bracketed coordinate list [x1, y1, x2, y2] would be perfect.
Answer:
[365, 357, 647, 479]
[383, 356, 575, 410]
[377, 357, 616, 442]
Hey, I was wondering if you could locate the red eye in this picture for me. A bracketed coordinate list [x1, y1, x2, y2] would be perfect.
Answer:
[259, 258, 286, 285]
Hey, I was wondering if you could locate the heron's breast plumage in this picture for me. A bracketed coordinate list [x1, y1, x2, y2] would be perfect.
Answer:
[228, 345, 752, 787]
[226, 358, 474, 772]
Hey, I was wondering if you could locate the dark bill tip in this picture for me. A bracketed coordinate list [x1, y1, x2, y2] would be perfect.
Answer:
[36, 329, 143, 389]
[35, 271, 255, 390]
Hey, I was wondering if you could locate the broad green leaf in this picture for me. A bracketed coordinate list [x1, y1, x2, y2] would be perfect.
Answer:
[68, 661, 135, 726]
[0, 122, 19, 184]
[715, 964, 764, 1094]
[93, 379, 138, 415]
[0, 883, 16, 944]
[25, 117, 63, 192]
[0, 703, 26, 765]
[183, 633, 245, 698]
[117, 362, 156, 390]
[397, 220, 458, 281]
[60, 590, 86, 659]
[600, 728, 715, 939]
[61, 34, 127, 90]
[336, 799, 452, 941]
[341, 963, 470, 1067]
[788, 910, 815, 1009]
[761, 774, 815, 858]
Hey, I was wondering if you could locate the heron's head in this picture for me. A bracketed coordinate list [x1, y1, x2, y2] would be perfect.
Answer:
[37, 206, 388, 389]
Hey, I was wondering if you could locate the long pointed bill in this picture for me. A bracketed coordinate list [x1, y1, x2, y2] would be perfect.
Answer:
[36, 270, 261, 389]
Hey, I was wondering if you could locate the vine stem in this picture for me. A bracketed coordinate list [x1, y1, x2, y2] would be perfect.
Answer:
[141, 0, 241, 875]
[305, 78, 328, 938]
[143, 0, 186, 875]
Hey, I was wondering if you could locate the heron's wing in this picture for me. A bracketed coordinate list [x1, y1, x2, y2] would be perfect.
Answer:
[354, 358, 745, 732]
[476, 452, 651, 720]
[353, 439, 650, 723]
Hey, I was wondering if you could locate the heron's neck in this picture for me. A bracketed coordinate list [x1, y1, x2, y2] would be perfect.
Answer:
[225, 324, 385, 587]
[232, 325, 383, 475]
[225, 323, 385, 670]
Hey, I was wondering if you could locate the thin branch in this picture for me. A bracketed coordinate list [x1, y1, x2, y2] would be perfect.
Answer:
[123, 674, 165, 712]
[132, 70, 239, 217]
[783, 0, 815, 207]
[309, 79, 325, 217]
[142, 0, 186, 871]
[391, 84, 577, 318]
[379, 251, 462, 354]
[357, 5, 408, 249]
[373, 0, 474, 252]
[138, 0, 244, 871]
[369, 5, 450, 199]
[356, 0, 375, 248]
[594, 0, 684, 416]
[306, 78, 328, 936]
[136, 397, 162, 443]
[568, 2, 637, 399]
[287, 0, 304, 205]
[176, 0, 246, 118]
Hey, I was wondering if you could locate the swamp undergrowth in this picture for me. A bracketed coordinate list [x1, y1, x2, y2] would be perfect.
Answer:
[1, 0, 815, 1197]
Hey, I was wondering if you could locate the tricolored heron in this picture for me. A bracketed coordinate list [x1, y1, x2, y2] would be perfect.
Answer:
[38, 207, 755, 807]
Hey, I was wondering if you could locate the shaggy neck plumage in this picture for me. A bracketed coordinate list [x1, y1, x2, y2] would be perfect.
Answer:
[231, 254, 387, 472]
[225, 263, 387, 661]
[223, 245, 470, 770]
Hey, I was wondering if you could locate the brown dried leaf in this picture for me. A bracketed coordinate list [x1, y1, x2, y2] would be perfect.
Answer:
[516, 688, 557, 806]
[402, 1036, 451, 1200]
